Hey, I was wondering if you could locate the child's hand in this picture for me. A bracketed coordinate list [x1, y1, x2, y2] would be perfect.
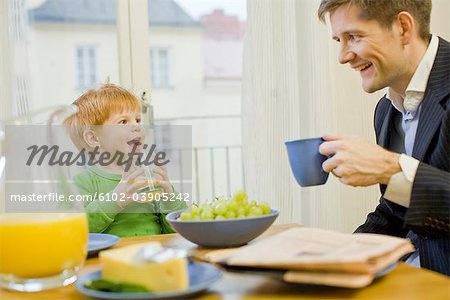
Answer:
[113, 167, 146, 208]
[152, 165, 174, 194]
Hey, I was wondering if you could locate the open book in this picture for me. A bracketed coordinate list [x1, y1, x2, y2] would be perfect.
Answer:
[203, 227, 414, 288]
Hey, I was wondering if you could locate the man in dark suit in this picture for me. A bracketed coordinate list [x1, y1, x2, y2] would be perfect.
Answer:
[317, 0, 449, 276]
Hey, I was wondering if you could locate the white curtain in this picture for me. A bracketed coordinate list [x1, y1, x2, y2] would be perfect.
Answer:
[242, 0, 450, 232]
[0, 0, 33, 119]
[242, 0, 379, 232]
[0, 0, 12, 120]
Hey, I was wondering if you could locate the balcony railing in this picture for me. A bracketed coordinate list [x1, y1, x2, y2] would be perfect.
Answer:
[164, 145, 244, 203]
[154, 115, 243, 203]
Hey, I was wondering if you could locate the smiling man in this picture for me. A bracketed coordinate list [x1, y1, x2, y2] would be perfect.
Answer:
[317, 0, 449, 276]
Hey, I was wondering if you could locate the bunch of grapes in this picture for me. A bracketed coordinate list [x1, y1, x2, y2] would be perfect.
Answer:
[178, 190, 272, 221]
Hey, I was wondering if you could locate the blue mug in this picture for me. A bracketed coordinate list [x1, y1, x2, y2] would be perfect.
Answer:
[285, 137, 329, 187]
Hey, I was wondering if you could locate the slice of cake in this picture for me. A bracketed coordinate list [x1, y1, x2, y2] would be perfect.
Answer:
[99, 242, 188, 292]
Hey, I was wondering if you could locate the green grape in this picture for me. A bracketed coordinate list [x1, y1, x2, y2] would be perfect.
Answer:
[214, 203, 227, 215]
[191, 205, 200, 214]
[176, 190, 273, 221]
[225, 211, 236, 219]
[233, 190, 248, 203]
[259, 202, 271, 215]
[227, 199, 239, 212]
[247, 206, 263, 217]
[180, 212, 192, 220]
[237, 207, 246, 216]
[244, 204, 252, 215]
[200, 210, 214, 220]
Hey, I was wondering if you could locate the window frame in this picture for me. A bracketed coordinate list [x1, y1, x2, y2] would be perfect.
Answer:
[75, 45, 98, 90]
[116, 0, 152, 100]
[150, 47, 173, 89]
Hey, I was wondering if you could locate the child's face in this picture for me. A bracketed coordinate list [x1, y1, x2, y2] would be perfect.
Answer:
[94, 110, 145, 155]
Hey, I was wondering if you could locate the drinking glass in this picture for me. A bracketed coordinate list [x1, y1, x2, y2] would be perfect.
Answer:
[0, 106, 88, 292]
[137, 166, 164, 196]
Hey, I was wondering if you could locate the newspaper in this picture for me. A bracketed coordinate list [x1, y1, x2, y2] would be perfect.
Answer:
[204, 227, 414, 288]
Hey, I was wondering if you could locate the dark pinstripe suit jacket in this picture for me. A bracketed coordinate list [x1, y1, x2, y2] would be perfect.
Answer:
[355, 37, 450, 276]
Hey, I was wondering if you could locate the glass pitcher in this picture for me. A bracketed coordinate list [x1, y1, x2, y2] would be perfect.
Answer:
[0, 106, 88, 292]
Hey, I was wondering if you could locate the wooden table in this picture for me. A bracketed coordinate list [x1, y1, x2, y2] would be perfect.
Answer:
[1, 224, 449, 300]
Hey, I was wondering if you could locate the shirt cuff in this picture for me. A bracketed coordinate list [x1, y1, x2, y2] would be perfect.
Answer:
[383, 154, 420, 207]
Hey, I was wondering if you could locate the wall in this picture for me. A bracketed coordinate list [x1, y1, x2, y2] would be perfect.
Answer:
[29, 23, 120, 110]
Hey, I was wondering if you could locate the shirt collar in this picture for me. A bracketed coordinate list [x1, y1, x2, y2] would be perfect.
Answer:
[386, 34, 439, 113]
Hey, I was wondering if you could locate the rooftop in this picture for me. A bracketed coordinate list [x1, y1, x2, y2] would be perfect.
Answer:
[29, 0, 201, 27]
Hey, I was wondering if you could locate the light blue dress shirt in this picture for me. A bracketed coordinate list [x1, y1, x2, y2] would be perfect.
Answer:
[401, 106, 422, 268]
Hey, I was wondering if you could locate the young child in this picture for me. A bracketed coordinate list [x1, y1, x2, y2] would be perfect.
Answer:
[65, 84, 186, 237]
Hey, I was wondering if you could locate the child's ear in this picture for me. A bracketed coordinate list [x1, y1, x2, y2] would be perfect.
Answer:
[83, 129, 100, 148]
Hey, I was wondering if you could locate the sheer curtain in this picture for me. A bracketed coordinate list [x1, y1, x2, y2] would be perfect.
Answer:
[242, 0, 400, 232]
[0, 0, 12, 120]
[0, 0, 32, 119]
[243, 0, 450, 232]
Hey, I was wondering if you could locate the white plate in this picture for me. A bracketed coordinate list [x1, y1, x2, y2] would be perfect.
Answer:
[88, 233, 120, 256]
[75, 261, 223, 299]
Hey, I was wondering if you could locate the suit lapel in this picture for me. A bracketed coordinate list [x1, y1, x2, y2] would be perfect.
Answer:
[412, 38, 450, 160]
[378, 102, 394, 149]
[412, 91, 446, 160]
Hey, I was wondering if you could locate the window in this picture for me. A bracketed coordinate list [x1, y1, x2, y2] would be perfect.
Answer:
[154, 122, 174, 150]
[147, 1, 247, 199]
[3, 0, 247, 200]
[76, 46, 98, 90]
[150, 48, 172, 88]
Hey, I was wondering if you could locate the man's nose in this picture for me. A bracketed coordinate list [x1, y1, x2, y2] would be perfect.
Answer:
[338, 45, 355, 64]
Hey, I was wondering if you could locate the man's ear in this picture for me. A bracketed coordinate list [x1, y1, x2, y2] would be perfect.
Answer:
[83, 129, 100, 149]
[396, 11, 415, 45]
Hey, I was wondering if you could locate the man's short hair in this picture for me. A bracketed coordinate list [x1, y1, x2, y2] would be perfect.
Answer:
[318, 0, 432, 41]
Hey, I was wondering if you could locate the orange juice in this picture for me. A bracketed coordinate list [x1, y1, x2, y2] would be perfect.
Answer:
[0, 213, 88, 278]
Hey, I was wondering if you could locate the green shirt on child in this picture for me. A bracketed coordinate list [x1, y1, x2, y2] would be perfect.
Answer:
[73, 167, 186, 237]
